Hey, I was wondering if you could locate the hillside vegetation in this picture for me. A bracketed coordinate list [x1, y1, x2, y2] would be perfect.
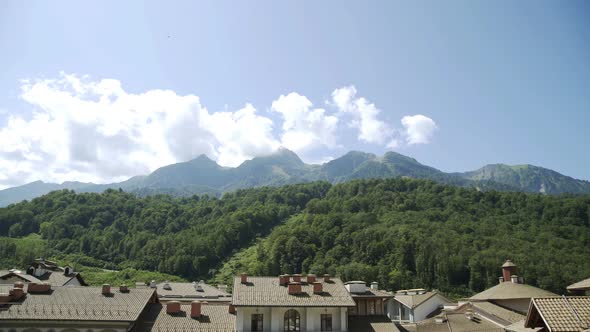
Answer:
[1, 178, 589, 295]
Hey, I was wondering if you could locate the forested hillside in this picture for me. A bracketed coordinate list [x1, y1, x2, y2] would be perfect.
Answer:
[1, 178, 589, 296]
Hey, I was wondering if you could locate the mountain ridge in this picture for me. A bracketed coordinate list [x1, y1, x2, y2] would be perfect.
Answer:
[1, 149, 589, 206]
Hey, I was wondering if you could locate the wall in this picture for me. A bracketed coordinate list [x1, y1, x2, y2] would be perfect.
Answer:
[236, 306, 348, 332]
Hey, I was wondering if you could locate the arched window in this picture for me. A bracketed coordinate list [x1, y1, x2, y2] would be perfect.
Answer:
[284, 309, 300, 331]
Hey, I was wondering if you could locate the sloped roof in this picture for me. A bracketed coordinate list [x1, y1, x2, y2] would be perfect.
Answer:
[349, 316, 401, 332]
[470, 282, 557, 301]
[231, 276, 355, 307]
[156, 282, 231, 301]
[394, 291, 449, 309]
[472, 301, 526, 324]
[415, 311, 504, 332]
[0, 285, 155, 322]
[0, 271, 41, 284]
[138, 303, 235, 331]
[568, 278, 590, 291]
[525, 296, 590, 332]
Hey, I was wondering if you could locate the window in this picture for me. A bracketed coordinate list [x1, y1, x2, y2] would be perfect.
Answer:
[321, 313, 332, 331]
[251, 313, 264, 331]
[284, 309, 300, 331]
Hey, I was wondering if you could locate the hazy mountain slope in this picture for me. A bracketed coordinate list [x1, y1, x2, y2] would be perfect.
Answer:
[459, 164, 590, 194]
[2, 149, 589, 206]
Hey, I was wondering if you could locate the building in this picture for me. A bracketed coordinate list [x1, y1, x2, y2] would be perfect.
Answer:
[567, 278, 590, 296]
[231, 273, 356, 332]
[0, 258, 87, 286]
[524, 296, 590, 332]
[148, 280, 232, 303]
[386, 289, 451, 323]
[0, 282, 157, 331]
[138, 301, 236, 332]
[345, 281, 393, 316]
[469, 260, 557, 314]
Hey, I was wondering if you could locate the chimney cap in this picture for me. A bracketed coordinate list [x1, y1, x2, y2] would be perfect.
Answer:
[502, 260, 517, 268]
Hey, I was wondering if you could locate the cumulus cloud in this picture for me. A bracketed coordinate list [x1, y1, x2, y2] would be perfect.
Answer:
[331, 86, 391, 145]
[0, 73, 279, 187]
[0, 75, 439, 189]
[401, 114, 438, 145]
[271, 92, 338, 155]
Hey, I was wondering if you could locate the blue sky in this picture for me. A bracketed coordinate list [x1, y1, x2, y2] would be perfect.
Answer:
[0, 0, 589, 188]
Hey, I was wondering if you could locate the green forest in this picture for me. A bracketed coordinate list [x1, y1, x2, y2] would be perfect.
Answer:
[1, 178, 589, 296]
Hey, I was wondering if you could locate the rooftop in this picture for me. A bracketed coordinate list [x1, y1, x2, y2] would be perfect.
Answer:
[525, 296, 590, 332]
[394, 291, 449, 309]
[0, 285, 156, 322]
[349, 288, 394, 299]
[568, 277, 590, 291]
[470, 282, 557, 301]
[349, 316, 401, 332]
[155, 282, 231, 302]
[231, 276, 356, 307]
[138, 303, 236, 332]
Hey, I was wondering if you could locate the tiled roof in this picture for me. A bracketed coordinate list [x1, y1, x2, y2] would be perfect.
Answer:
[526, 296, 590, 332]
[156, 282, 231, 302]
[472, 301, 525, 324]
[0, 285, 155, 322]
[231, 276, 356, 307]
[568, 278, 590, 291]
[349, 316, 400, 332]
[38, 270, 80, 286]
[415, 311, 504, 332]
[470, 282, 557, 301]
[138, 303, 236, 331]
[394, 291, 447, 309]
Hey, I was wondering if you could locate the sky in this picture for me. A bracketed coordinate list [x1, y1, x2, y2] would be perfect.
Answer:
[0, 1, 589, 189]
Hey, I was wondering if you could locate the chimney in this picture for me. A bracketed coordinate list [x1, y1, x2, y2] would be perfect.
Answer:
[307, 274, 316, 283]
[288, 282, 302, 295]
[229, 304, 236, 314]
[292, 274, 302, 282]
[501, 260, 517, 283]
[323, 274, 331, 282]
[28, 282, 51, 293]
[9, 287, 25, 300]
[498, 277, 504, 283]
[313, 281, 323, 294]
[370, 282, 378, 290]
[511, 275, 519, 283]
[279, 275, 289, 286]
[120, 284, 129, 293]
[167, 301, 181, 314]
[191, 301, 202, 318]
[102, 284, 111, 295]
[240, 273, 248, 284]
[149, 280, 157, 288]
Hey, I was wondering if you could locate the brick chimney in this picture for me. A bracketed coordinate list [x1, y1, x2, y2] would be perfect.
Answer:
[288, 282, 302, 295]
[120, 284, 129, 293]
[229, 304, 236, 314]
[240, 273, 248, 284]
[279, 275, 289, 286]
[323, 274, 331, 282]
[167, 301, 181, 314]
[9, 287, 25, 300]
[191, 301, 202, 318]
[307, 274, 316, 283]
[28, 282, 51, 293]
[292, 274, 302, 282]
[313, 281, 323, 294]
[501, 260, 517, 283]
[102, 284, 111, 295]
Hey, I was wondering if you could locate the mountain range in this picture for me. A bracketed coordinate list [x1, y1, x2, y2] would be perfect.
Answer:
[1, 148, 589, 206]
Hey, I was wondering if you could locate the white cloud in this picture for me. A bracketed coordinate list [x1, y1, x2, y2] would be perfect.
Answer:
[0, 73, 279, 188]
[401, 114, 438, 145]
[331, 86, 391, 145]
[271, 92, 338, 155]
[0, 75, 439, 189]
